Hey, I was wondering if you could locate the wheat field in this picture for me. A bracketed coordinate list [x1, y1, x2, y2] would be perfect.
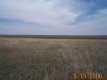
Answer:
[0, 37, 107, 80]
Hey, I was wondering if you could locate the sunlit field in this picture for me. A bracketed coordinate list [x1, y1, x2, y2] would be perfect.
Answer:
[0, 37, 107, 80]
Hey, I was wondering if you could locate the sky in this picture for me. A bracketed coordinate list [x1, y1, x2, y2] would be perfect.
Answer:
[0, 0, 107, 35]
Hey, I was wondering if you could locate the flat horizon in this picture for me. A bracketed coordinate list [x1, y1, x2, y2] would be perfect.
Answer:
[0, 34, 107, 39]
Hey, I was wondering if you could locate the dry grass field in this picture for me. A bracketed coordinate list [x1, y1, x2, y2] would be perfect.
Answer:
[0, 37, 107, 80]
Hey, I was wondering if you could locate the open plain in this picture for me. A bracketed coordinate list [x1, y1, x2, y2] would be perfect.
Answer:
[0, 36, 107, 80]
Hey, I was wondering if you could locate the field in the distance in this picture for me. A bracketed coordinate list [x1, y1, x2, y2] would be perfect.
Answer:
[0, 36, 107, 80]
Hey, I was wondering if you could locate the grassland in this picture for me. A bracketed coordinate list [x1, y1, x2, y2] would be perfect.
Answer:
[0, 36, 107, 80]
[0, 35, 107, 39]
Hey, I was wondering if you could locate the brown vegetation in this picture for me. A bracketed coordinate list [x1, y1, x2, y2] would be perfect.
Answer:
[0, 37, 107, 80]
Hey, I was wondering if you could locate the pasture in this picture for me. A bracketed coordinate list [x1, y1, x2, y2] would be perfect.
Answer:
[0, 37, 107, 80]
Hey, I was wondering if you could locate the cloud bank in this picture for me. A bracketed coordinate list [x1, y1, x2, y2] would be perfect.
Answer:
[0, 0, 107, 35]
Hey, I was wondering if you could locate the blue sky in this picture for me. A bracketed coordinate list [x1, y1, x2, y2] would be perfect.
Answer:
[0, 0, 107, 35]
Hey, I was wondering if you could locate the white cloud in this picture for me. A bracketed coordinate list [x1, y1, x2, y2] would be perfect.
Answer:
[64, 9, 107, 35]
[0, 0, 79, 27]
[0, 0, 107, 35]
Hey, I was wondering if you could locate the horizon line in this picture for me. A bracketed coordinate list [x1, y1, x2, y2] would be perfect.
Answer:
[0, 34, 107, 39]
